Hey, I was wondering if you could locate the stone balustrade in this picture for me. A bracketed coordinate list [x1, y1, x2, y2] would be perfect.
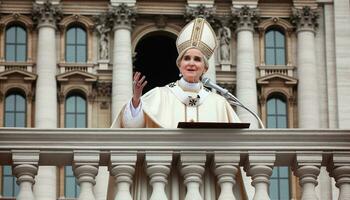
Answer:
[0, 128, 349, 200]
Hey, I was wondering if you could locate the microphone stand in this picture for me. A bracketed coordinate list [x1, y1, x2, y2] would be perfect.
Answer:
[221, 91, 265, 129]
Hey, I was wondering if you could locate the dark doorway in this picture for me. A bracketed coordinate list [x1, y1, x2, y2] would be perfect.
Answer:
[134, 32, 179, 93]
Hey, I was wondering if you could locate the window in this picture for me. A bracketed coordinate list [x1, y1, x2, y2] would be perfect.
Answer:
[265, 29, 286, 65]
[2, 92, 26, 197]
[267, 94, 290, 200]
[64, 93, 86, 197]
[4, 92, 26, 127]
[5, 25, 27, 62]
[66, 26, 87, 63]
[64, 166, 80, 198]
[65, 94, 87, 128]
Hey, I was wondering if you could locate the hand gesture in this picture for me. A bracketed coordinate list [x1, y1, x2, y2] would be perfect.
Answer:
[132, 72, 147, 108]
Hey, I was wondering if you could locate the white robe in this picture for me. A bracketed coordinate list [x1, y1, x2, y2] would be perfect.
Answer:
[113, 81, 240, 128]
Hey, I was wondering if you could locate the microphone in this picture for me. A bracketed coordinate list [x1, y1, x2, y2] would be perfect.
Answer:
[201, 77, 265, 129]
[202, 77, 229, 95]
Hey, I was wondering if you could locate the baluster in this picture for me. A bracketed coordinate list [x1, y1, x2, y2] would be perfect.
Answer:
[73, 150, 100, 200]
[180, 151, 206, 200]
[12, 150, 39, 200]
[328, 153, 350, 200]
[294, 152, 322, 200]
[214, 152, 240, 200]
[110, 151, 137, 200]
[146, 151, 172, 200]
[245, 152, 276, 200]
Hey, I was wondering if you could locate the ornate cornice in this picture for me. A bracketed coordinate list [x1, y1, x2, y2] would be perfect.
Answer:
[32, 1, 62, 29]
[107, 3, 136, 31]
[230, 5, 260, 32]
[291, 6, 319, 32]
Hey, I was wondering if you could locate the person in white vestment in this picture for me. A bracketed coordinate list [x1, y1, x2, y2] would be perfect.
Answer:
[112, 18, 240, 128]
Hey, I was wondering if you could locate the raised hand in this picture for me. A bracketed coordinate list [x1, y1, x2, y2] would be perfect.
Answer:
[132, 72, 147, 108]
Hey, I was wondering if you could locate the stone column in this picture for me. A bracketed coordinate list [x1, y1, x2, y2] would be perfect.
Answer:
[146, 151, 173, 200]
[244, 152, 276, 200]
[12, 150, 39, 200]
[294, 152, 322, 200]
[108, 3, 136, 120]
[213, 152, 240, 200]
[73, 151, 100, 200]
[31, 2, 62, 200]
[180, 151, 206, 200]
[328, 153, 350, 200]
[231, 5, 260, 128]
[291, 6, 320, 128]
[109, 151, 137, 200]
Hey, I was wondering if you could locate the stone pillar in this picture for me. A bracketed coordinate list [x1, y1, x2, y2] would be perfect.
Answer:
[31, 2, 62, 200]
[73, 151, 100, 200]
[109, 151, 137, 200]
[294, 152, 322, 200]
[180, 151, 206, 200]
[108, 3, 136, 120]
[291, 6, 320, 128]
[244, 152, 276, 200]
[213, 152, 240, 200]
[328, 153, 350, 200]
[145, 151, 173, 200]
[12, 150, 39, 200]
[231, 5, 260, 128]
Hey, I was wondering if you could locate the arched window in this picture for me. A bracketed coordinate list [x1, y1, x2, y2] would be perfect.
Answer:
[265, 29, 286, 65]
[65, 93, 87, 128]
[5, 25, 27, 62]
[65, 26, 87, 63]
[64, 93, 86, 198]
[4, 92, 26, 127]
[267, 94, 289, 200]
[2, 92, 26, 197]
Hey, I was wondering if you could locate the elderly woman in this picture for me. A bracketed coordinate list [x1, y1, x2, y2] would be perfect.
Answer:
[113, 18, 240, 128]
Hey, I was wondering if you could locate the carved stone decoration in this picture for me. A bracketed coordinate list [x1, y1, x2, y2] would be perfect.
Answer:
[155, 15, 167, 29]
[185, 4, 215, 22]
[32, 1, 62, 27]
[291, 6, 319, 32]
[96, 82, 112, 97]
[95, 14, 111, 60]
[107, 3, 136, 30]
[218, 26, 231, 62]
[231, 5, 260, 32]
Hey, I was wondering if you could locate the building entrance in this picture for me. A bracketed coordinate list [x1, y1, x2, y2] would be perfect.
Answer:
[134, 32, 179, 93]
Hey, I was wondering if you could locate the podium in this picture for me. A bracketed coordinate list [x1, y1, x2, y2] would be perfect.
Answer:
[177, 122, 250, 129]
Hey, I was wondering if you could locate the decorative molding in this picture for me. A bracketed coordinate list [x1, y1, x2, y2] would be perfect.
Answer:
[0, 13, 34, 30]
[291, 6, 319, 32]
[184, 4, 220, 30]
[59, 14, 95, 31]
[96, 82, 112, 97]
[107, 3, 136, 31]
[32, 1, 63, 28]
[230, 5, 260, 32]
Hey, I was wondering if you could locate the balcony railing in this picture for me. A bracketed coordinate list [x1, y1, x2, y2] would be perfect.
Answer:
[0, 128, 349, 200]
[0, 62, 34, 73]
[258, 65, 295, 77]
[58, 63, 95, 74]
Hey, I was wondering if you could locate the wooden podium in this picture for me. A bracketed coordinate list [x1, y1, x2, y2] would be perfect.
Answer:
[177, 122, 250, 129]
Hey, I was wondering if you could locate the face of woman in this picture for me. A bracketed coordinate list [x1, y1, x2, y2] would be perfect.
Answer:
[179, 48, 207, 83]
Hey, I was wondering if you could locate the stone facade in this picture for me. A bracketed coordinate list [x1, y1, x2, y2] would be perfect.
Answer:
[0, 0, 349, 199]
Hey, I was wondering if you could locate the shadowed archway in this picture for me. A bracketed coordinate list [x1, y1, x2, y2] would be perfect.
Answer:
[134, 31, 179, 93]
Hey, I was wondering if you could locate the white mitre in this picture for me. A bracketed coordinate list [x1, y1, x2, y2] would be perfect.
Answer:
[176, 18, 218, 60]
